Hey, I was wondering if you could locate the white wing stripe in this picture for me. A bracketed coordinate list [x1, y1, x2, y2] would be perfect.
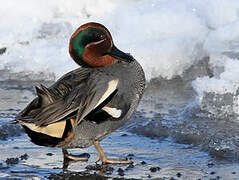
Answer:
[94, 79, 119, 108]
[102, 106, 122, 118]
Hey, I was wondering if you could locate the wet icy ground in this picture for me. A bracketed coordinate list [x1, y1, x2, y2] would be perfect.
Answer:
[1, 77, 239, 180]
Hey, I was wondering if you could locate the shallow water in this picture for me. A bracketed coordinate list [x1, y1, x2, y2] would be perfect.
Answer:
[1, 80, 239, 180]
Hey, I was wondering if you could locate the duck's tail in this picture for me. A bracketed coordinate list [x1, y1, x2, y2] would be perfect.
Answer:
[15, 84, 75, 147]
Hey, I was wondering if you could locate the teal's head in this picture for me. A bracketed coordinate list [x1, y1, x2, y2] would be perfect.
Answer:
[69, 22, 134, 67]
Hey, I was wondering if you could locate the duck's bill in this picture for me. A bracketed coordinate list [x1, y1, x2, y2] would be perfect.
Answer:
[109, 45, 134, 62]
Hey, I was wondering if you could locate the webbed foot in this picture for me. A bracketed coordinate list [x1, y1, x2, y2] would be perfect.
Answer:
[93, 140, 132, 165]
[62, 149, 90, 169]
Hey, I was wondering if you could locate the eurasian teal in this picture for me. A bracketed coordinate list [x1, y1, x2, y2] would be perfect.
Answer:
[16, 22, 145, 165]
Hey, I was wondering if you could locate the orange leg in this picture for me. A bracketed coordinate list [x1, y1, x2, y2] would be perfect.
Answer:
[93, 140, 132, 164]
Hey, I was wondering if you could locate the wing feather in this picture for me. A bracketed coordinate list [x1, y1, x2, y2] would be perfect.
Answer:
[16, 68, 120, 127]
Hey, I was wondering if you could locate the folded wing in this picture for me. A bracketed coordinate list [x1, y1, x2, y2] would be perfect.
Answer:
[16, 68, 120, 127]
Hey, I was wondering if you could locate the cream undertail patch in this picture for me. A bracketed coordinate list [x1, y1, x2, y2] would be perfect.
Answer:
[19, 120, 66, 138]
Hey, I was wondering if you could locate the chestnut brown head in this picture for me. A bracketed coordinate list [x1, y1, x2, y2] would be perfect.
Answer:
[69, 22, 134, 67]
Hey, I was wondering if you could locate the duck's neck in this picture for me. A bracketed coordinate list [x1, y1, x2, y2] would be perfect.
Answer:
[82, 48, 117, 67]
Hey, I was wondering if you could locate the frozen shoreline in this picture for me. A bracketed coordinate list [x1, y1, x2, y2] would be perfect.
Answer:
[1, 81, 239, 179]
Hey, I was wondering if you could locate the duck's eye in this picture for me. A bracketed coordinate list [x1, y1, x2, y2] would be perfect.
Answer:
[100, 34, 105, 40]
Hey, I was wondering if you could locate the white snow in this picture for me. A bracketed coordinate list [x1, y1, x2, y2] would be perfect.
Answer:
[1, 0, 239, 116]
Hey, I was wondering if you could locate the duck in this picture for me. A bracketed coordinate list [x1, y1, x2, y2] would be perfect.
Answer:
[15, 22, 145, 165]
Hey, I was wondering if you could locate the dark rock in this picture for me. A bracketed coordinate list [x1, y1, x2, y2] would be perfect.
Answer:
[117, 168, 124, 176]
[49, 171, 107, 180]
[127, 154, 134, 160]
[85, 164, 102, 171]
[141, 161, 147, 165]
[207, 163, 214, 168]
[149, 166, 161, 172]
[176, 172, 182, 177]
[210, 171, 216, 175]
[105, 166, 114, 171]
[232, 172, 236, 174]
[20, 153, 29, 160]
[104, 166, 114, 175]
[6, 157, 19, 165]
[46, 153, 54, 156]
[121, 134, 128, 137]
[0, 47, 7, 55]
